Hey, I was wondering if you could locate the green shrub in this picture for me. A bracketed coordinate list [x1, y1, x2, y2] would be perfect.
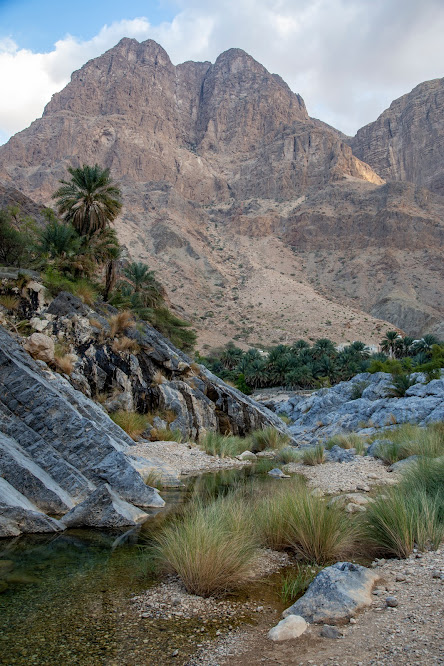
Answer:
[350, 381, 369, 400]
[302, 444, 325, 466]
[250, 426, 290, 453]
[109, 410, 149, 440]
[385, 373, 416, 398]
[199, 432, 247, 458]
[151, 494, 258, 596]
[285, 489, 359, 564]
[364, 487, 443, 558]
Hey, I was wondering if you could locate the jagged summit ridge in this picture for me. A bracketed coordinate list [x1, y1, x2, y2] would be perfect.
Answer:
[1, 39, 443, 344]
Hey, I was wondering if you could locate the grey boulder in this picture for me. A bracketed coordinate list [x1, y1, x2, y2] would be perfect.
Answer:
[61, 484, 150, 528]
[325, 445, 356, 463]
[283, 562, 380, 624]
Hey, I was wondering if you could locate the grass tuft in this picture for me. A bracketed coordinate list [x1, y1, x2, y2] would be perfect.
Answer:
[199, 432, 247, 458]
[0, 294, 19, 311]
[279, 565, 322, 604]
[302, 444, 325, 466]
[250, 426, 290, 453]
[151, 494, 258, 597]
[108, 310, 136, 337]
[110, 410, 149, 440]
[111, 336, 140, 354]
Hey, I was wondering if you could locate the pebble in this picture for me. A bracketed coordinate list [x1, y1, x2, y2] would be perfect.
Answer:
[386, 597, 399, 608]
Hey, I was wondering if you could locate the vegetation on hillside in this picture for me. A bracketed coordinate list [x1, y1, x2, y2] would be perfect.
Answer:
[0, 165, 196, 351]
[199, 331, 444, 393]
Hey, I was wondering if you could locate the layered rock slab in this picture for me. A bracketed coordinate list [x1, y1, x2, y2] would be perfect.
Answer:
[0, 325, 164, 535]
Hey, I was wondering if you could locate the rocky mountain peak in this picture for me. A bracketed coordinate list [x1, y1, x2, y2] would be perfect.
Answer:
[351, 76, 444, 195]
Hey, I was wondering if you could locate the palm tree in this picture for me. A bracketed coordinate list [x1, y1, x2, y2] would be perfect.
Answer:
[313, 338, 336, 359]
[53, 164, 122, 237]
[292, 339, 310, 353]
[380, 331, 399, 358]
[124, 262, 155, 292]
[35, 219, 81, 259]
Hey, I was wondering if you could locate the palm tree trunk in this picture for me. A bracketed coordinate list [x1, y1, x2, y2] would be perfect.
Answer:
[103, 259, 117, 301]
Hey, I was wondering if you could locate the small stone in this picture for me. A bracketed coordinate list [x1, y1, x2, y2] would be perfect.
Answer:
[432, 571, 442, 579]
[395, 574, 406, 582]
[320, 625, 343, 639]
[171, 651, 179, 658]
[349, 618, 357, 624]
[356, 484, 371, 492]
[268, 615, 308, 641]
[386, 597, 398, 608]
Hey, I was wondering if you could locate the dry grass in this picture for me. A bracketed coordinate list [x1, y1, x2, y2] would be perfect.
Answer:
[0, 294, 19, 311]
[72, 281, 97, 306]
[150, 427, 183, 442]
[112, 336, 140, 354]
[151, 370, 166, 385]
[109, 310, 136, 337]
[89, 317, 103, 330]
[256, 479, 358, 564]
[250, 426, 290, 452]
[110, 410, 149, 440]
[54, 354, 75, 375]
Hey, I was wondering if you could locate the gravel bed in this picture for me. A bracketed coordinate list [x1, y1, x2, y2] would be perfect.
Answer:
[284, 456, 399, 494]
[133, 550, 289, 621]
[188, 547, 444, 666]
[128, 441, 249, 475]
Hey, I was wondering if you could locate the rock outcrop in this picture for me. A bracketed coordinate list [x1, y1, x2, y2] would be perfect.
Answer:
[0, 287, 287, 535]
[351, 78, 444, 196]
[274, 371, 444, 444]
[0, 324, 164, 535]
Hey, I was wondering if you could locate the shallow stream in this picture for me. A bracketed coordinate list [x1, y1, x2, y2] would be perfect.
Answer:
[0, 468, 285, 666]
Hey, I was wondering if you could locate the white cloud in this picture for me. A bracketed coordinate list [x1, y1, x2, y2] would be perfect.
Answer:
[1, 0, 444, 143]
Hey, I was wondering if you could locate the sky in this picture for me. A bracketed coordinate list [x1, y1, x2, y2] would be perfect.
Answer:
[1, 0, 444, 145]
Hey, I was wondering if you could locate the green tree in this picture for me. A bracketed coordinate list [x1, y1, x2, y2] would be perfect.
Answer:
[53, 164, 122, 237]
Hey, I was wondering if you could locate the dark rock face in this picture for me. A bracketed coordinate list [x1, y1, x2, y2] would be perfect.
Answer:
[43, 292, 287, 441]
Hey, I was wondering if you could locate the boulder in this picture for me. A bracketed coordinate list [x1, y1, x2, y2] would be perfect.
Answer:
[268, 615, 308, 641]
[325, 445, 356, 463]
[0, 478, 64, 536]
[236, 450, 257, 460]
[388, 455, 420, 472]
[366, 439, 391, 457]
[61, 484, 150, 528]
[23, 333, 54, 364]
[283, 562, 380, 624]
[268, 468, 290, 478]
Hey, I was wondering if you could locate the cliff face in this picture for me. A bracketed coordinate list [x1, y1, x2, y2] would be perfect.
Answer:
[351, 78, 444, 196]
[0, 38, 442, 342]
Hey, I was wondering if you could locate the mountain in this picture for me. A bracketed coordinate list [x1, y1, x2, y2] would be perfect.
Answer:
[0, 38, 443, 343]
[351, 78, 444, 196]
